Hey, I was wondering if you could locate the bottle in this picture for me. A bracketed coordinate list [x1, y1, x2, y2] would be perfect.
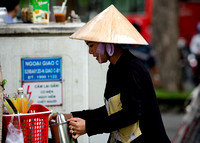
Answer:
[17, 87, 27, 98]
[49, 113, 77, 143]
[17, 87, 28, 113]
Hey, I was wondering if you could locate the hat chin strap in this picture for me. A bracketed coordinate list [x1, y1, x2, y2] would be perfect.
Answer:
[97, 43, 114, 56]
[106, 43, 114, 56]
[96, 43, 114, 63]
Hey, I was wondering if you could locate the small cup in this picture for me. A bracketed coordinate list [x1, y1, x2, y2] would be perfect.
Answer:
[49, 120, 60, 143]
[0, 7, 7, 25]
[53, 6, 67, 23]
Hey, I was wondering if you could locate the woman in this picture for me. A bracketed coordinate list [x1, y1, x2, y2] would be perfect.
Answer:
[50, 5, 170, 143]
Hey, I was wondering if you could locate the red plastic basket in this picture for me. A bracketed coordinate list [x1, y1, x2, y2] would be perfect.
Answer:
[3, 104, 52, 143]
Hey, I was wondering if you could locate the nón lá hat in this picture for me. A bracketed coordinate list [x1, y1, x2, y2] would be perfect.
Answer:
[70, 5, 148, 45]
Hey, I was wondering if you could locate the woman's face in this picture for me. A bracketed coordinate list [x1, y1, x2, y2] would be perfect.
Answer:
[86, 41, 108, 63]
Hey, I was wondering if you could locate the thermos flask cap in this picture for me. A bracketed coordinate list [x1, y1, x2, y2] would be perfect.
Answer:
[57, 113, 67, 124]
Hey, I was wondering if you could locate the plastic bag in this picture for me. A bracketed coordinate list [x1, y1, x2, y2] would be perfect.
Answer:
[5, 115, 24, 143]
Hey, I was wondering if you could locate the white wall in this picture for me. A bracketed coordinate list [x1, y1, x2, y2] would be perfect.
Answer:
[0, 35, 109, 143]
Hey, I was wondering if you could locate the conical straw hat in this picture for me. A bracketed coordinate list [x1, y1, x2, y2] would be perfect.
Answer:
[70, 5, 148, 45]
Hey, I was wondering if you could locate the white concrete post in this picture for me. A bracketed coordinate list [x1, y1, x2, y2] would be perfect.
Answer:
[0, 65, 3, 142]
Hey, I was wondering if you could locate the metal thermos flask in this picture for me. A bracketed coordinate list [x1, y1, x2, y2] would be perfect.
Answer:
[50, 113, 76, 143]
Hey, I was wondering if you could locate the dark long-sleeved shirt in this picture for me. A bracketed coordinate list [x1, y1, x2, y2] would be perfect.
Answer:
[72, 49, 170, 143]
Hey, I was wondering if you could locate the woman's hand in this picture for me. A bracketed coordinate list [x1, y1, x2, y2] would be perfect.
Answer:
[68, 118, 86, 139]
[49, 113, 73, 121]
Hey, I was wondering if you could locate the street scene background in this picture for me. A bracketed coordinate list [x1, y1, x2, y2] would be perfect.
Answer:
[1, 0, 200, 142]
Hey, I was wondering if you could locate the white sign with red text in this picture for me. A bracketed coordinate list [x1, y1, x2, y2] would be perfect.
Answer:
[23, 81, 62, 106]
